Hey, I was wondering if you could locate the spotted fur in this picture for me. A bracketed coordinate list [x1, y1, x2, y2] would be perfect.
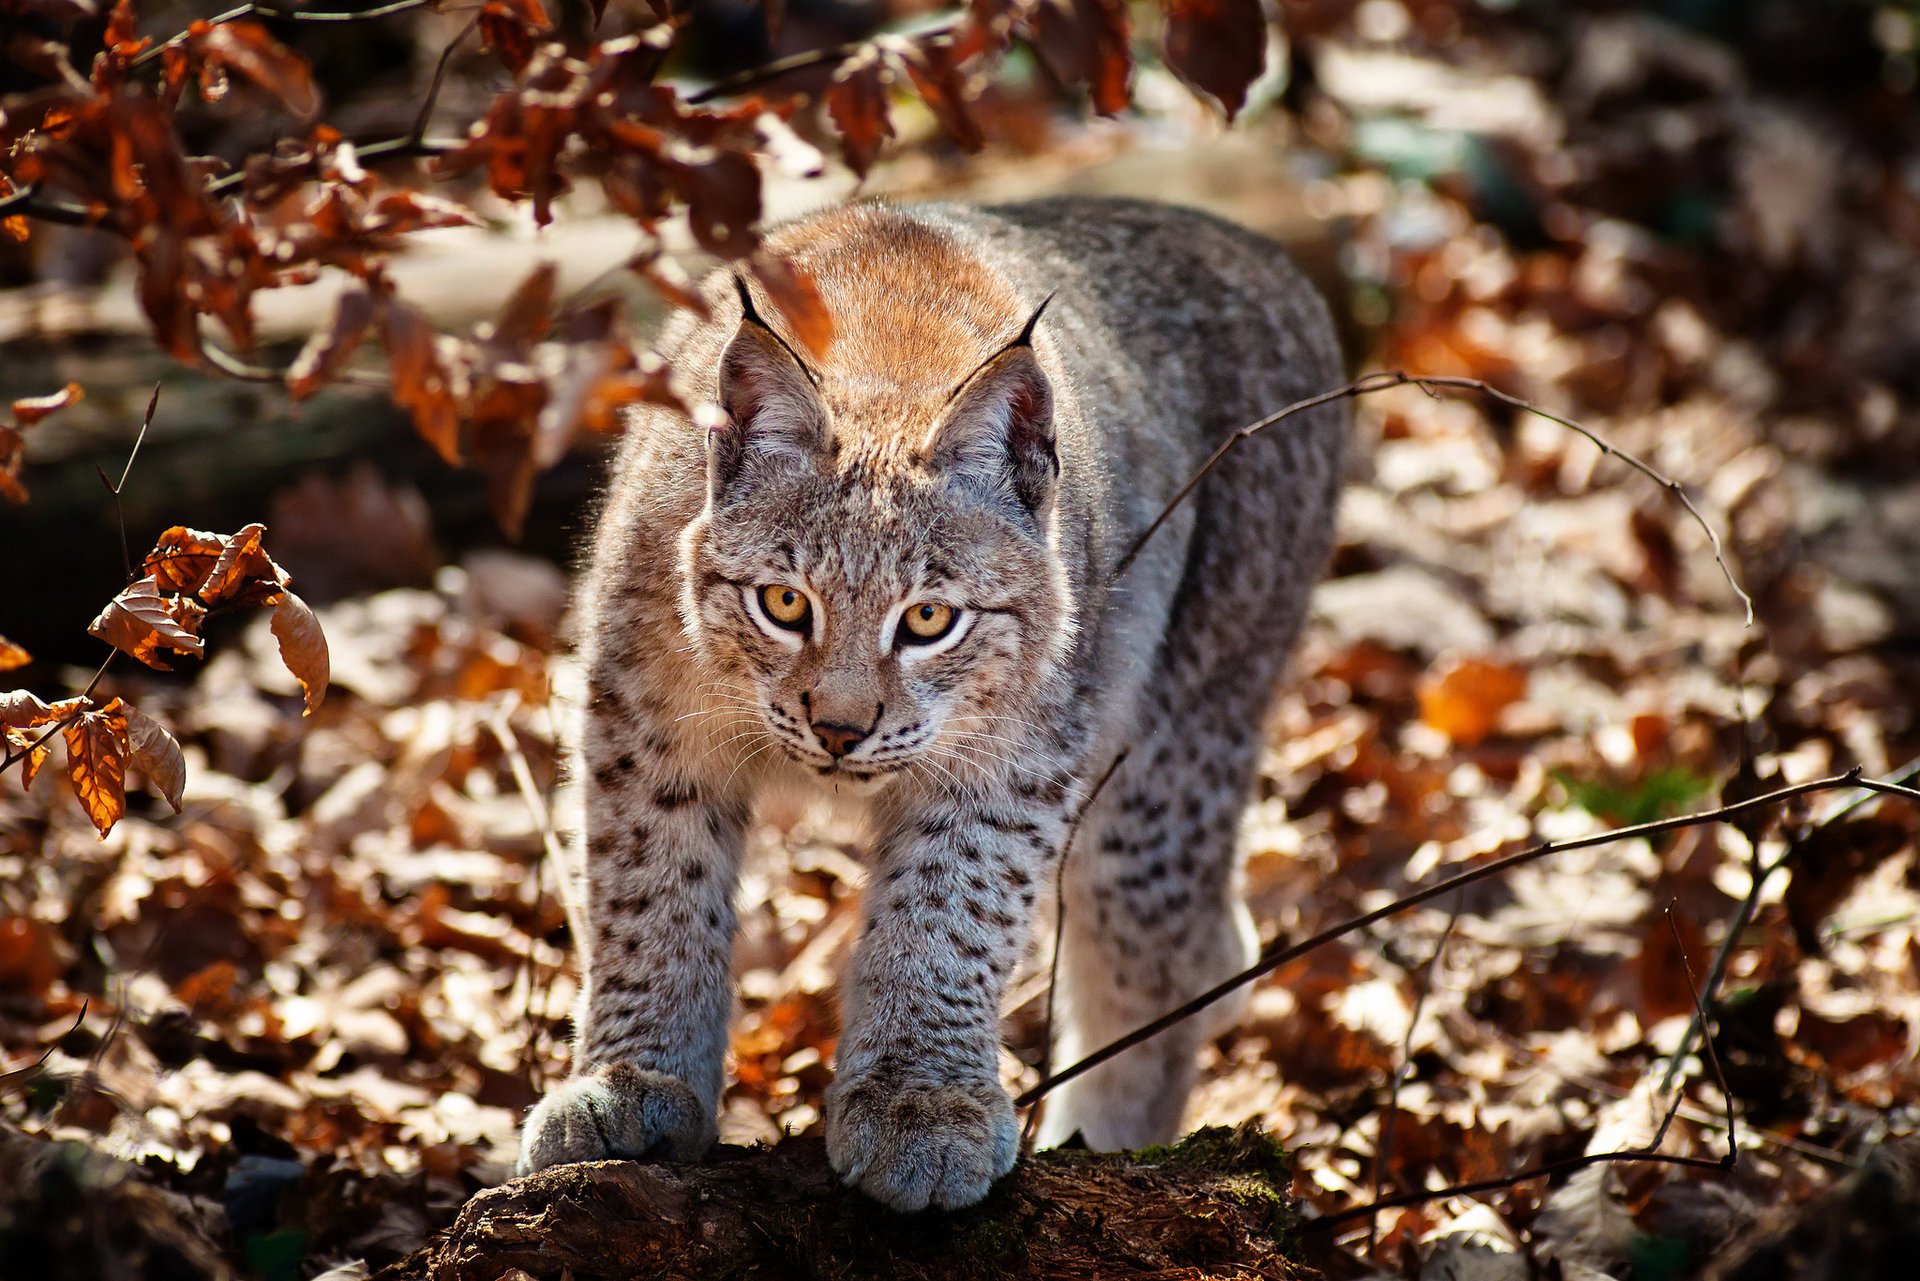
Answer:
[517, 197, 1344, 1209]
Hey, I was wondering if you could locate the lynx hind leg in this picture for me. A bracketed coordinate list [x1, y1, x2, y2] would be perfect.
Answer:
[1035, 692, 1266, 1152]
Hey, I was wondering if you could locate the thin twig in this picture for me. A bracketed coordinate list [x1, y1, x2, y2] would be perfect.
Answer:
[1308, 1145, 1729, 1233]
[1021, 747, 1129, 1152]
[411, 12, 482, 146]
[1653, 768, 1920, 1092]
[0, 1002, 88, 1094]
[1017, 768, 1881, 1108]
[1319, 907, 1739, 1235]
[198, 341, 391, 389]
[1112, 372, 1755, 628]
[92, 384, 159, 584]
[129, 0, 440, 71]
[489, 696, 564, 1093]
[1666, 906, 1737, 1165]
[1367, 902, 1458, 1259]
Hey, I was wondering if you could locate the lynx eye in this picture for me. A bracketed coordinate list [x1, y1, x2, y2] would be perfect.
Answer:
[898, 601, 957, 645]
[758, 584, 811, 631]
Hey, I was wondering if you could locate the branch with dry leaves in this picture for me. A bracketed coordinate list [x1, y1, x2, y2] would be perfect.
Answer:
[0, 0, 1288, 535]
[0, 389, 329, 839]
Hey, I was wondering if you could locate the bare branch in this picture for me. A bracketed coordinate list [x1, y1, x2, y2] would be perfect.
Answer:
[1368, 901, 1458, 1258]
[1016, 768, 1881, 1108]
[1312, 900, 1742, 1235]
[129, 0, 441, 71]
[1112, 372, 1756, 628]
[1021, 747, 1129, 1152]
[0, 1002, 88, 1094]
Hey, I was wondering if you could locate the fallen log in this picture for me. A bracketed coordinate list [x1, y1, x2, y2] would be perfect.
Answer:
[377, 1126, 1316, 1281]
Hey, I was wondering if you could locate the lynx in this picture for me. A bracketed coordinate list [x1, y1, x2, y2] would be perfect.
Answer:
[517, 197, 1345, 1211]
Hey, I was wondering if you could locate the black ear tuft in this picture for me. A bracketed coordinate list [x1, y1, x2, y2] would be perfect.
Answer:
[709, 279, 828, 500]
[926, 335, 1057, 516]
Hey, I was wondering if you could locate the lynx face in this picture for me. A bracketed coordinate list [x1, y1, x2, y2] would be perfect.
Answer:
[679, 411, 1070, 789]
[674, 282, 1073, 788]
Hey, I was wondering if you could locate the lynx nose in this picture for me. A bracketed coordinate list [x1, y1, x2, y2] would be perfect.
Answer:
[811, 722, 869, 758]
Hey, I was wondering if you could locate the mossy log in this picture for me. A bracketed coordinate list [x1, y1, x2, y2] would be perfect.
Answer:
[377, 1127, 1316, 1281]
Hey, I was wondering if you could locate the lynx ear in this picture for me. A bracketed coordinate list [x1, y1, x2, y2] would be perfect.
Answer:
[710, 275, 827, 500]
[925, 297, 1057, 516]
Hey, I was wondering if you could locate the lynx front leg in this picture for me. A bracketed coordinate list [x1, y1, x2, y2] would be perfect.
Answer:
[825, 793, 1065, 1210]
[517, 730, 748, 1174]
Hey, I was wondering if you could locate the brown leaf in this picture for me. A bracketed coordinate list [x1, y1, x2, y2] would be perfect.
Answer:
[13, 732, 49, 789]
[194, 20, 320, 117]
[1026, 0, 1132, 116]
[825, 48, 895, 178]
[900, 38, 984, 152]
[63, 701, 128, 838]
[1162, 0, 1267, 120]
[1416, 656, 1527, 748]
[748, 255, 834, 360]
[478, 0, 552, 75]
[287, 288, 376, 400]
[488, 262, 557, 352]
[385, 298, 462, 465]
[674, 149, 763, 258]
[271, 590, 329, 716]
[0, 692, 51, 731]
[0, 636, 28, 671]
[0, 917, 65, 996]
[123, 701, 185, 813]
[629, 250, 711, 318]
[199, 521, 289, 608]
[145, 526, 228, 595]
[10, 381, 83, 427]
[87, 576, 207, 671]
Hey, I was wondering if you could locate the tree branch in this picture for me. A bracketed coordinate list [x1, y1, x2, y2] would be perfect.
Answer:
[1021, 746, 1129, 1151]
[1016, 768, 1881, 1108]
[1112, 372, 1757, 627]
[128, 0, 441, 71]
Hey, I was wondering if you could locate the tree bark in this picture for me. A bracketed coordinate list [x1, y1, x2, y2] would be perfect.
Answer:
[377, 1127, 1316, 1281]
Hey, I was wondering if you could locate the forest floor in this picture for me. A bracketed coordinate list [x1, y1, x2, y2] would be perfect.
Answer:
[6, 8, 1920, 1281]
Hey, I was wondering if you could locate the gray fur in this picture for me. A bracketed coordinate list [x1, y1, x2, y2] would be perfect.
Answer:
[517, 196, 1345, 1208]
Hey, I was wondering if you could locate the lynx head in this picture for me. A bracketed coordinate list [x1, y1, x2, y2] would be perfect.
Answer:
[679, 276, 1073, 787]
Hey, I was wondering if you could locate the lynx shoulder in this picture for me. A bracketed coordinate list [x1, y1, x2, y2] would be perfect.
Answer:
[518, 197, 1344, 1211]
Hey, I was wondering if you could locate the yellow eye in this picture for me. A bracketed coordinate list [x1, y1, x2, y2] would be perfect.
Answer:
[899, 601, 957, 644]
[759, 584, 811, 630]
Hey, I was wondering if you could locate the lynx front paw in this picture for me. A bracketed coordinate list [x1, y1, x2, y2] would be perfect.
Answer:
[515, 1063, 715, 1175]
[824, 1073, 1019, 1212]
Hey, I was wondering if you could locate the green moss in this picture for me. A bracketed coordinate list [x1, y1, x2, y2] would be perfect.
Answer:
[1131, 1126, 1296, 1239]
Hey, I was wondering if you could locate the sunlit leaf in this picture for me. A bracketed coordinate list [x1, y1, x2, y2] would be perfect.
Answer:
[122, 701, 185, 812]
[63, 701, 127, 837]
[87, 575, 206, 671]
[271, 590, 329, 716]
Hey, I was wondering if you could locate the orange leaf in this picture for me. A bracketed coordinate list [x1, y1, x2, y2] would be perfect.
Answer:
[1026, 0, 1133, 117]
[1415, 656, 1527, 748]
[899, 38, 984, 152]
[286, 288, 376, 400]
[10, 381, 83, 427]
[63, 701, 128, 838]
[198, 521, 289, 607]
[197, 21, 320, 116]
[0, 917, 65, 996]
[87, 575, 206, 671]
[0, 636, 28, 671]
[123, 701, 185, 813]
[271, 590, 329, 716]
[825, 48, 894, 178]
[0, 691, 85, 729]
[748, 254, 834, 360]
[385, 298, 462, 465]
[145, 526, 229, 595]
